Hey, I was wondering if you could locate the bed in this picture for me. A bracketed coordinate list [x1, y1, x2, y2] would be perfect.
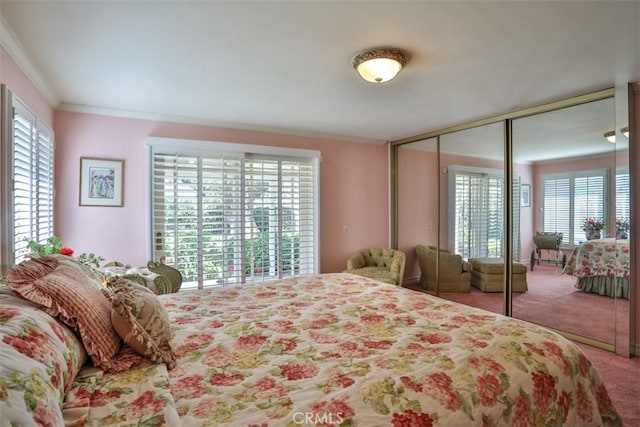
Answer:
[1, 256, 622, 426]
[562, 238, 630, 299]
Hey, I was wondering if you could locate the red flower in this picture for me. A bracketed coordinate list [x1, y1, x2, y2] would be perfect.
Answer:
[423, 372, 460, 411]
[361, 314, 386, 325]
[595, 383, 614, 413]
[59, 247, 74, 256]
[512, 395, 533, 427]
[576, 383, 595, 423]
[255, 377, 277, 391]
[400, 376, 423, 393]
[325, 371, 356, 390]
[392, 409, 434, 427]
[416, 332, 452, 344]
[477, 373, 502, 407]
[274, 337, 297, 351]
[280, 362, 319, 380]
[235, 334, 267, 351]
[531, 372, 556, 415]
[210, 373, 244, 387]
[363, 340, 393, 350]
[557, 390, 571, 424]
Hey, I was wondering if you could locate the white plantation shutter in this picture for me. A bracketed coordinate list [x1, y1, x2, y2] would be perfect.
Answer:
[542, 170, 607, 246]
[450, 166, 519, 260]
[572, 175, 605, 243]
[151, 153, 243, 288]
[149, 139, 319, 290]
[511, 176, 521, 261]
[486, 176, 504, 258]
[1, 88, 55, 268]
[543, 177, 571, 244]
[615, 172, 630, 220]
[281, 159, 315, 275]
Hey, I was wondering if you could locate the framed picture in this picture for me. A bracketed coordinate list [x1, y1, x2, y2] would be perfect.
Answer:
[521, 184, 531, 207]
[79, 157, 124, 207]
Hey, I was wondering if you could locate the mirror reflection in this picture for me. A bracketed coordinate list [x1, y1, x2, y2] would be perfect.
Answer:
[396, 92, 630, 349]
[512, 97, 621, 346]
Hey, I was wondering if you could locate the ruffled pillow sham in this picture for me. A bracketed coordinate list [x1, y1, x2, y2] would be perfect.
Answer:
[5, 255, 122, 371]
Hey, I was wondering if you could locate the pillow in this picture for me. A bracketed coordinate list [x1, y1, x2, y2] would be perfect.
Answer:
[109, 277, 176, 368]
[0, 285, 86, 425]
[5, 255, 122, 371]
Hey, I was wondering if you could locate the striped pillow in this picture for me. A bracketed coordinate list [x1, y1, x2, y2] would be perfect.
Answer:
[6, 255, 122, 371]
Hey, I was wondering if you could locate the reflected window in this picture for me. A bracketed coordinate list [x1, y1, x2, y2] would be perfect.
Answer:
[449, 166, 520, 259]
[616, 171, 630, 220]
[542, 169, 607, 245]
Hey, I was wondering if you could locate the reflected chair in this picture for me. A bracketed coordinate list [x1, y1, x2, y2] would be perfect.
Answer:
[415, 244, 472, 292]
[530, 231, 566, 271]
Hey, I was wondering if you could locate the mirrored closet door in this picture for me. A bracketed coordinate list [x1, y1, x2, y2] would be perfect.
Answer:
[392, 87, 634, 355]
[511, 96, 617, 346]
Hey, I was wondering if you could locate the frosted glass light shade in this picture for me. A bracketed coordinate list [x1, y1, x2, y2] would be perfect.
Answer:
[621, 127, 629, 139]
[353, 48, 407, 84]
[604, 130, 616, 143]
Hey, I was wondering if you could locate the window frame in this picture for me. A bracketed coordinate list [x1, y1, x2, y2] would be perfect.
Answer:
[447, 165, 521, 260]
[541, 168, 609, 247]
[145, 137, 321, 289]
[1, 85, 55, 275]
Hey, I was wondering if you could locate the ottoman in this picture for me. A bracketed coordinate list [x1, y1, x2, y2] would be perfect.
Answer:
[469, 258, 528, 292]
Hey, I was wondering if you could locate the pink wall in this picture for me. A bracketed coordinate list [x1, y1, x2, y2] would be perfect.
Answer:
[397, 147, 438, 279]
[53, 111, 389, 272]
[0, 47, 53, 126]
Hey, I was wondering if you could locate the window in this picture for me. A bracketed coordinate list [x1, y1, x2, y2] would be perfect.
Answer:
[447, 166, 520, 260]
[1, 86, 55, 273]
[542, 169, 607, 246]
[147, 138, 319, 289]
[615, 171, 630, 221]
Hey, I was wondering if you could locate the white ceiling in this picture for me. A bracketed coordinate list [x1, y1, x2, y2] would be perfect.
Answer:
[1, 1, 638, 151]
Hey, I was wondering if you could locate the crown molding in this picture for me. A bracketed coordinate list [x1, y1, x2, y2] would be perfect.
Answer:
[57, 103, 385, 145]
[0, 15, 58, 107]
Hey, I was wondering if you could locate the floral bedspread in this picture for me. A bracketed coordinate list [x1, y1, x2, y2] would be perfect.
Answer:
[563, 238, 630, 279]
[77, 273, 620, 426]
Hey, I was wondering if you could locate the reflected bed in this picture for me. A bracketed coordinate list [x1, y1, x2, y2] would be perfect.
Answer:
[563, 238, 630, 299]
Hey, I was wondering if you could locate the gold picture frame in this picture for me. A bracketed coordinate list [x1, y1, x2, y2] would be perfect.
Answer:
[79, 157, 124, 207]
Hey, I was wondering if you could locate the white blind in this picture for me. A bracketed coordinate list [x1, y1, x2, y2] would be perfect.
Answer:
[615, 172, 630, 220]
[451, 167, 520, 260]
[8, 95, 55, 265]
[151, 145, 317, 289]
[542, 177, 572, 245]
[542, 170, 607, 246]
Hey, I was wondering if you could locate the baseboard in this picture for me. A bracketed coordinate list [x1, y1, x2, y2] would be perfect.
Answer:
[633, 343, 640, 356]
[402, 276, 420, 286]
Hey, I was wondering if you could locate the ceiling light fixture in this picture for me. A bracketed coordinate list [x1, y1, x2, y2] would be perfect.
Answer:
[605, 127, 631, 143]
[352, 48, 408, 84]
[621, 126, 629, 139]
[604, 130, 616, 143]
